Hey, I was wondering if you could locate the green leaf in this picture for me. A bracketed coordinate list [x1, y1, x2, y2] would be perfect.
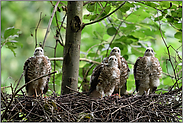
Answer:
[145, 1, 157, 8]
[174, 23, 182, 30]
[115, 9, 123, 19]
[90, 15, 97, 21]
[126, 8, 151, 23]
[127, 35, 139, 42]
[119, 1, 134, 13]
[98, 5, 111, 15]
[6, 45, 17, 56]
[123, 54, 129, 60]
[154, 15, 164, 21]
[171, 11, 178, 18]
[166, 15, 174, 23]
[158, 1, 171, 9]
[4, 27, 20, 39]
[98, 44, 105, 50]
[87, 53, 98, 57]
[115, 35, 138, 45]
[15, 42, 23, 48]
[87, 3, 95, 12]
[107, 27, 117, 36]
[84, 14, 92, 20]
[104, 6, 111, 15]
[174, 32, 182, 40]
[9, 40, 17, 43]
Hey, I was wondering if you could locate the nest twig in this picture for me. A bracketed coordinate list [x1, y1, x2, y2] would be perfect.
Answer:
[1, 86, 182, 122]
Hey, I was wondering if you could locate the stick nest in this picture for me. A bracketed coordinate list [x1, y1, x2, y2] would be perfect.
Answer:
[1, 88, 182, 122]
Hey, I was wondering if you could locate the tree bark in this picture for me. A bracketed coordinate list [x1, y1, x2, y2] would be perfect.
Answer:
[61, 1, 83, 94]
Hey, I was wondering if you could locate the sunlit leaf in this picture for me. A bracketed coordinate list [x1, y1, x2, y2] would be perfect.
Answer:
[4, 27, 20, 39]
[174, 32, 182, 40]
[126, 7, 150, 23]
[9, 40, 17, 43]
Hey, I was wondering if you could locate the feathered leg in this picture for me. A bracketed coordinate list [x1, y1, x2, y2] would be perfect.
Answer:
[118, 88, 121, 97]
[35, 89, 38, 97]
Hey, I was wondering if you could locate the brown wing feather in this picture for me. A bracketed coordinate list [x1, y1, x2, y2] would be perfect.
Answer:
[42, 56, 52, 94]
[88, 64, 104, 96]
[113, 56, 129, 95]
[23, 57, 37, 94]
[133, 57, 142, 92]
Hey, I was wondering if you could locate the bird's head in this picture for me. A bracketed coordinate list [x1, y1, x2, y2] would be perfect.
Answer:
[34, 47, 44, 56]
[144, 47, 154, 57]
[110, 47, 121, 57]
[108, 55, 118, 67]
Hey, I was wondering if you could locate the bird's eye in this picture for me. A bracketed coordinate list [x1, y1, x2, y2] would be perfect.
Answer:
[146, 49, 150, 52]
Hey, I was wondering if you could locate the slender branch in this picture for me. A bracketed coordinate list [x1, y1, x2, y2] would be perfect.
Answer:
[162, 72, 175, 78]
[52, 31, 59, 92]
[49, 57, 101, 64]
[52, 1, 65, 47]
[157, 11, 179, 91]
[1, 86, 11, 89]
[66, 86, 89, 98]
[58, 13, 67, 46]
[1, 39, 8, 48]
[130, 115, 149, 122]
[14, 72, 24, 94]
[81, 1, 126, 29]
[42, 1, 59, 49]
[110, 99, 139, 116]
[35, 12, 46, 48]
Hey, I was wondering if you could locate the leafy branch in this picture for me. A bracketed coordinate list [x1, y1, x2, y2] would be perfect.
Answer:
[42, 1, 60, 49]
[81, 1, 126, 29]
[157, 11, 181, 92]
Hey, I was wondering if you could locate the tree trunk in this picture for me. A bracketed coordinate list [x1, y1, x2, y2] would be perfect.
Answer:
[61, 1, 83, 94]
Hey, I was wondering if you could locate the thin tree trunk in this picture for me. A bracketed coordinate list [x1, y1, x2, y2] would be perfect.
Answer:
[61, 1, 83, 94]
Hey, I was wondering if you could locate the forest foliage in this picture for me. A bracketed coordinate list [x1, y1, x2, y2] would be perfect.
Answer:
[1, 1, 182, 95]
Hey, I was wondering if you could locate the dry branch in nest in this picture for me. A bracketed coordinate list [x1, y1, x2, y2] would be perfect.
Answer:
[1, 87, 182, 122]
